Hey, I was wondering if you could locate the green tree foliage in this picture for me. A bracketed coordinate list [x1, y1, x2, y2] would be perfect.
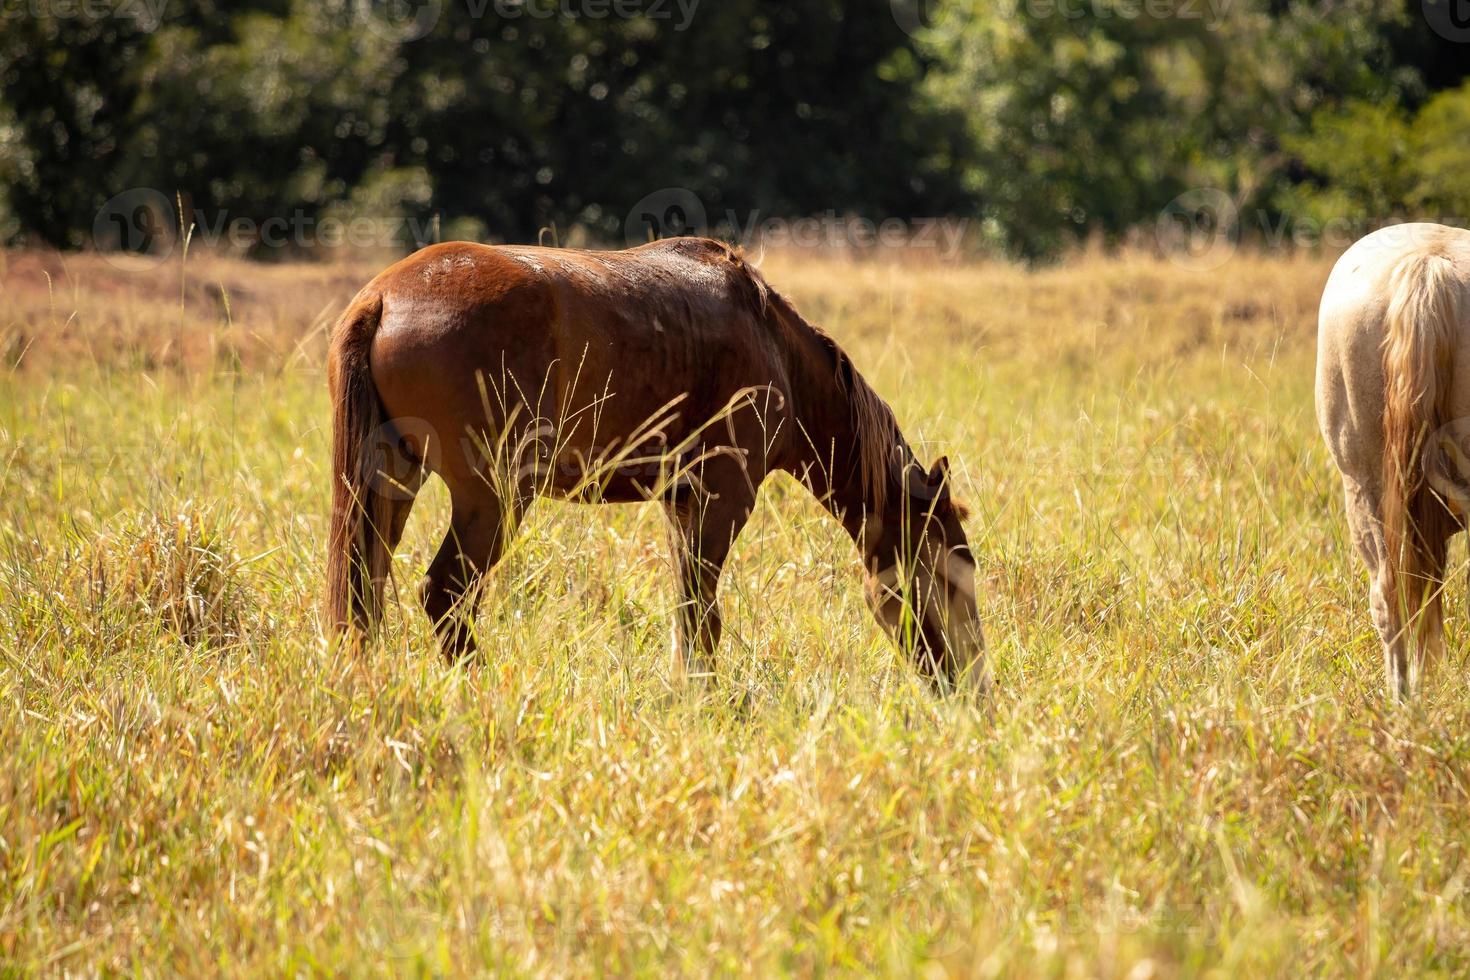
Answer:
[0, 11, 157, 244]
[1285, 80, 1470, 226]
[0, 0, 970, 251]
[0, 0, 1465, 257]
[1412, 83, 1470, 221]
[917, 0, 1417, 256]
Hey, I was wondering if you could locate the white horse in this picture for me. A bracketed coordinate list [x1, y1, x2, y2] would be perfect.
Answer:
[1317, 223, 1470, 698]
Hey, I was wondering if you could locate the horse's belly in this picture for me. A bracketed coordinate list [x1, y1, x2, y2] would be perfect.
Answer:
[538, 439, 707, 503]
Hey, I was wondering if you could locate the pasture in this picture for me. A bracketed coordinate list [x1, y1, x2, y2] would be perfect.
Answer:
[4, 247, 1470, 975]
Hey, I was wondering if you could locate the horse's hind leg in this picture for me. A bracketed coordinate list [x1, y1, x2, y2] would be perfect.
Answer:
[382, 460, 426, 554]
[372, 481, 421, 611]
[420, 485, 521, 661]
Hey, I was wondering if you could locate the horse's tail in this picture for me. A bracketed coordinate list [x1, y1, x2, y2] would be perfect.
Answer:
[325, 290, 392, 642]
[1381, 245, 1462, 644]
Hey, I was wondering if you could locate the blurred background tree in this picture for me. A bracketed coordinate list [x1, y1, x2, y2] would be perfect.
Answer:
[0, 0, 1464, 259]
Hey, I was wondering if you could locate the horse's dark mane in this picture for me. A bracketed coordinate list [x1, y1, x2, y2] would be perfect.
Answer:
[730, 255, 905, 515]
[701, 239, 771, 322]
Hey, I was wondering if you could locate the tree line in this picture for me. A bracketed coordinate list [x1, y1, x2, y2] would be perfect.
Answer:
[0, 0, 1466, 260]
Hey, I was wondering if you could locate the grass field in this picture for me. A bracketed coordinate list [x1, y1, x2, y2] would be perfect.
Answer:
[4, 244, 1470, 975]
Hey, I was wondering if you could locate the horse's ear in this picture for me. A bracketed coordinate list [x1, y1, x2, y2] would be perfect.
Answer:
[928, 455, 950, 489]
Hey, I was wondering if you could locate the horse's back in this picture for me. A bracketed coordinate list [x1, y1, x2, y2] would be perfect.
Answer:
[367, 238, 772, 375]
[1320, 224, 1470, 326]
[361, 239, 787, 490]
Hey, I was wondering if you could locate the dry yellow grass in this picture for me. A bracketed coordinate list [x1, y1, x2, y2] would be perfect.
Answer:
[3, 243, 1469, 975]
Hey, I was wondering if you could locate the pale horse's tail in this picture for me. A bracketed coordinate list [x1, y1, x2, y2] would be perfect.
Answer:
[1380, 245, 1463, 660]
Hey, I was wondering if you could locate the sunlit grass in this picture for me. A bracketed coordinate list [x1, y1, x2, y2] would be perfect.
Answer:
[3, 246, 1470, 974]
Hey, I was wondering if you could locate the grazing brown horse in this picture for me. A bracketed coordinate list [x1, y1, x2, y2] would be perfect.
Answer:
[326, 236, 987, 692]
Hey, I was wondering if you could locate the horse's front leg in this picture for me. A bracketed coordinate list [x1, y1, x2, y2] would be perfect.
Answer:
[664, 490, 754, 689]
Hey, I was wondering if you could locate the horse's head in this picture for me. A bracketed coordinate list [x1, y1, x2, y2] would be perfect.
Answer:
[863, 455, 989, 695]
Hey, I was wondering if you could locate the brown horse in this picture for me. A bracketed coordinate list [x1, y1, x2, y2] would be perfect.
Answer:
[325, 237, 988, 692]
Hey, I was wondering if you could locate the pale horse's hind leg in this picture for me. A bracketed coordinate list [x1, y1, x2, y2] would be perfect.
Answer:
[1338, 474, 1448, 698]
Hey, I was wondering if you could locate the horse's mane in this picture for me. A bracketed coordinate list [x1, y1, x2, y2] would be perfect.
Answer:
[703, 239, 771, 323]
[729, 255, 903, 515]
[836, 343, 905, 516]
[704, 242, 972, 520]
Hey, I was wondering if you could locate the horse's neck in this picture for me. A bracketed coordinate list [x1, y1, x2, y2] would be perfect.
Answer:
[772, 298, 907, 544]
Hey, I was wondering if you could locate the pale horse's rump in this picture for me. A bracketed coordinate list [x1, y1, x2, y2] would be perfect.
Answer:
[1317, 222, 1470, 698]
